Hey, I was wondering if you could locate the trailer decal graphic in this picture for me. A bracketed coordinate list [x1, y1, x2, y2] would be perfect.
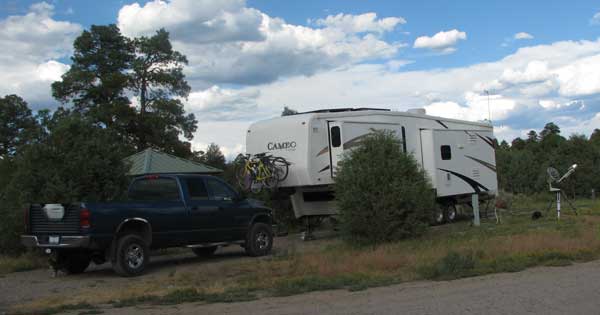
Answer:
[342, 134, 370, 150]
[436, 120, 449, 129]
[316, 146, 329, 157]
[475, 134, 495, 149]
[438, 168, 489, 193]
[318, 165, 331, 173]
[465, 155, 497, 172]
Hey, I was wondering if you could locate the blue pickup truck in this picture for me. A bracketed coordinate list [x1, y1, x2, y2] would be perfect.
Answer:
[21, 174, 274, 276]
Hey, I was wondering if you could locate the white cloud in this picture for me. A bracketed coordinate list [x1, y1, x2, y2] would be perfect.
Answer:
[590, 12, 600, 25]
[0, 2, 81, 106]
[118, 1, 405, 87]
[413, 29, 466, 54]
[514, 32, 534, 40]
[313, 12, 405, 34]
[185, 85, 267, 121]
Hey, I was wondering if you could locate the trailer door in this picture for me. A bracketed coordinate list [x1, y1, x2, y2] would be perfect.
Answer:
[328, 121, 344, 177]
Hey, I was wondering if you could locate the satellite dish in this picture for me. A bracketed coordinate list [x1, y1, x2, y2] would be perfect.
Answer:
[547, 167, 560, 182]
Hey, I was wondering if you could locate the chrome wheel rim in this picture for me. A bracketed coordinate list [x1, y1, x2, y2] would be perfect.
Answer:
[435, 210, 444, 223]
[255, 231, 270, 250]
[126, 244, 144, 269]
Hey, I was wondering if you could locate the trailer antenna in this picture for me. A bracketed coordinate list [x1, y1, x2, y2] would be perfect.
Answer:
[484, 90, 491, 123]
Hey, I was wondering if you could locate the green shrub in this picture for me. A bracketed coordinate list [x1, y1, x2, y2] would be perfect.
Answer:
[334, 129, 435, 245]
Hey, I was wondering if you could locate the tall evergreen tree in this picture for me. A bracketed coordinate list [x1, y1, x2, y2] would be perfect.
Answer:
[0, 95, 40, 158]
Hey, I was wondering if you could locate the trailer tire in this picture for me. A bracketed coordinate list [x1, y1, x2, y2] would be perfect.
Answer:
[432, 204, 445, 225]
[445, 203, 457, 223]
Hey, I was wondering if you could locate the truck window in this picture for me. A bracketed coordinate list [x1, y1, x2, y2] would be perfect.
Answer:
[441, 145, 452, 160]
[205, 178, 236, 201]
[186, 178, 209, 200]
[331, 126, 341, 147]
[129, 178, 181, 201]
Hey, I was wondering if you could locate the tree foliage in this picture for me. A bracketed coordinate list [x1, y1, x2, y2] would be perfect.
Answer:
[496, 122, 600, 197]
[281, 106, 298, 116]
[193, 143, 226, 170]
[52, 25, 197, 157]
[0, 95, 41, 158]
[335, 130, 435, 245]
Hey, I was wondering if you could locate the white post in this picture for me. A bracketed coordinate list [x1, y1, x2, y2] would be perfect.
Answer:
[472, 194, 480, 226]
[557, 191, 561, 220]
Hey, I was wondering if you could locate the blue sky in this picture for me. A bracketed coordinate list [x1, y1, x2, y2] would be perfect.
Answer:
[1, 0, 600, 156]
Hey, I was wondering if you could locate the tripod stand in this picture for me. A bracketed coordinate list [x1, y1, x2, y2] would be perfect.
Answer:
[545, 187, 578, 219]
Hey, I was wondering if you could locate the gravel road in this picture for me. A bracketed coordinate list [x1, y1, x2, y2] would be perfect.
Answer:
[94, 260, 600, 315]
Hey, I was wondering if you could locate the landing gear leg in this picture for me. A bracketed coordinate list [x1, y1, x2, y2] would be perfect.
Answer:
[301, 217, 315, 241]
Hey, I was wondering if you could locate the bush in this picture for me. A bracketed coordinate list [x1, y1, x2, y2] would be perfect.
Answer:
[334, 130, 435, 245]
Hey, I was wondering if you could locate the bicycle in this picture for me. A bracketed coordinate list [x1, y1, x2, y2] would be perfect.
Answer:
[235, 153, 290, 193]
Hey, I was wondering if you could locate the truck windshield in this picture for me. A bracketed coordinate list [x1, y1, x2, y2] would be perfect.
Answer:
[128, 178, 181, 201]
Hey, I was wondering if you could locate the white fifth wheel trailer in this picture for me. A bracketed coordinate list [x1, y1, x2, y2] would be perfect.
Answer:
[246, 108, 498, 223]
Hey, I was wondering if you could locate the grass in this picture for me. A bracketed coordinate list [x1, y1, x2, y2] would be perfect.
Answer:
[10, 197, 600, 315]
[0, 251, 47, 275]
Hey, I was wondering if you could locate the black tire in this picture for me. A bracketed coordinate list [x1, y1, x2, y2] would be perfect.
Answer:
[272, 157, 289, 181]
[64, 252, 91, 274]
[235, 163, 252, 192]
[445, 203, 458, 223]
[112, 234, 149, 277]
[432, 204, 445, 225]
[192, 246, 218, 257]
[245, 223, 273, 257]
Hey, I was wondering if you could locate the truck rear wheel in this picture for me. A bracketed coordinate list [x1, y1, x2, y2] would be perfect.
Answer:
[113, 234, 149, 277]
[245, 223, 273, 257]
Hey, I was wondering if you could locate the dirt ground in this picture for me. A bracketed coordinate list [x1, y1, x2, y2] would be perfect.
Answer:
[62, 260, 600, 315]
[0, 231, 332, 312]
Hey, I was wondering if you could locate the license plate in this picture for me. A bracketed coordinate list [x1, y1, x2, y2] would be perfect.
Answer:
[49, 236, 60, 244]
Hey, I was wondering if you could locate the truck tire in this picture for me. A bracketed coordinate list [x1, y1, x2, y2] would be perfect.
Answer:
[244, 223, 273, 257]
[64, 252, 91, 274]
[192, 246, 218, 257]
[113, 234, 149, 277]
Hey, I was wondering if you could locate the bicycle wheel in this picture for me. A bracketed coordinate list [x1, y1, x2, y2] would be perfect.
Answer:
[263, 165, 279, 189]
[235, 163, 253, 192]
[272, 157, 289, 182]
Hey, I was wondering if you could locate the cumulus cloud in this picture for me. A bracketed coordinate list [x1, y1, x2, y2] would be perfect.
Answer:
[118, 1, 405, 87]
[514, 32, 534, 40]
[313, 12, 405, 34]
[413, 29, 466, 54]
[0, 2, 81, 106]
[185, 85, 266, 121]
[591, 12, 600, 25]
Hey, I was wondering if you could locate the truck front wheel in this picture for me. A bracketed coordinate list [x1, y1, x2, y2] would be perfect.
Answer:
[245, 223, 273, 257]
[113, 234, 149, 277]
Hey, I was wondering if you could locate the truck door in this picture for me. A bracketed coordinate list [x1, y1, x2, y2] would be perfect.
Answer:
[328, 121, 344, 177]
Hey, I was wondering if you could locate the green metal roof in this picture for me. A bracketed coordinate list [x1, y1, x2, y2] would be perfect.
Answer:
[125, 148, 222, 176]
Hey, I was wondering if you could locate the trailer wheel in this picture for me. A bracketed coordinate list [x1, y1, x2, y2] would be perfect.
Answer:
[432, 205, 445, 225]
[445, 203, 457, 223]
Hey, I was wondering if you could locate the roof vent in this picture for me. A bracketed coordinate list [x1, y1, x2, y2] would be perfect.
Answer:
[407, 108, 426, 115]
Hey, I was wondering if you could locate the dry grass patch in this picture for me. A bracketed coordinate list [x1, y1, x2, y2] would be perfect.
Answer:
[12, 199, 600, 314]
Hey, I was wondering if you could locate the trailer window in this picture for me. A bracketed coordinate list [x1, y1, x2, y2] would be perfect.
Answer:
[331, 126, 341, 148]
[441, 145, 452, 160]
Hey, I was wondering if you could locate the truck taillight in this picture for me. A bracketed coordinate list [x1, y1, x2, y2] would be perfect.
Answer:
[80, 208, 91, 229]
